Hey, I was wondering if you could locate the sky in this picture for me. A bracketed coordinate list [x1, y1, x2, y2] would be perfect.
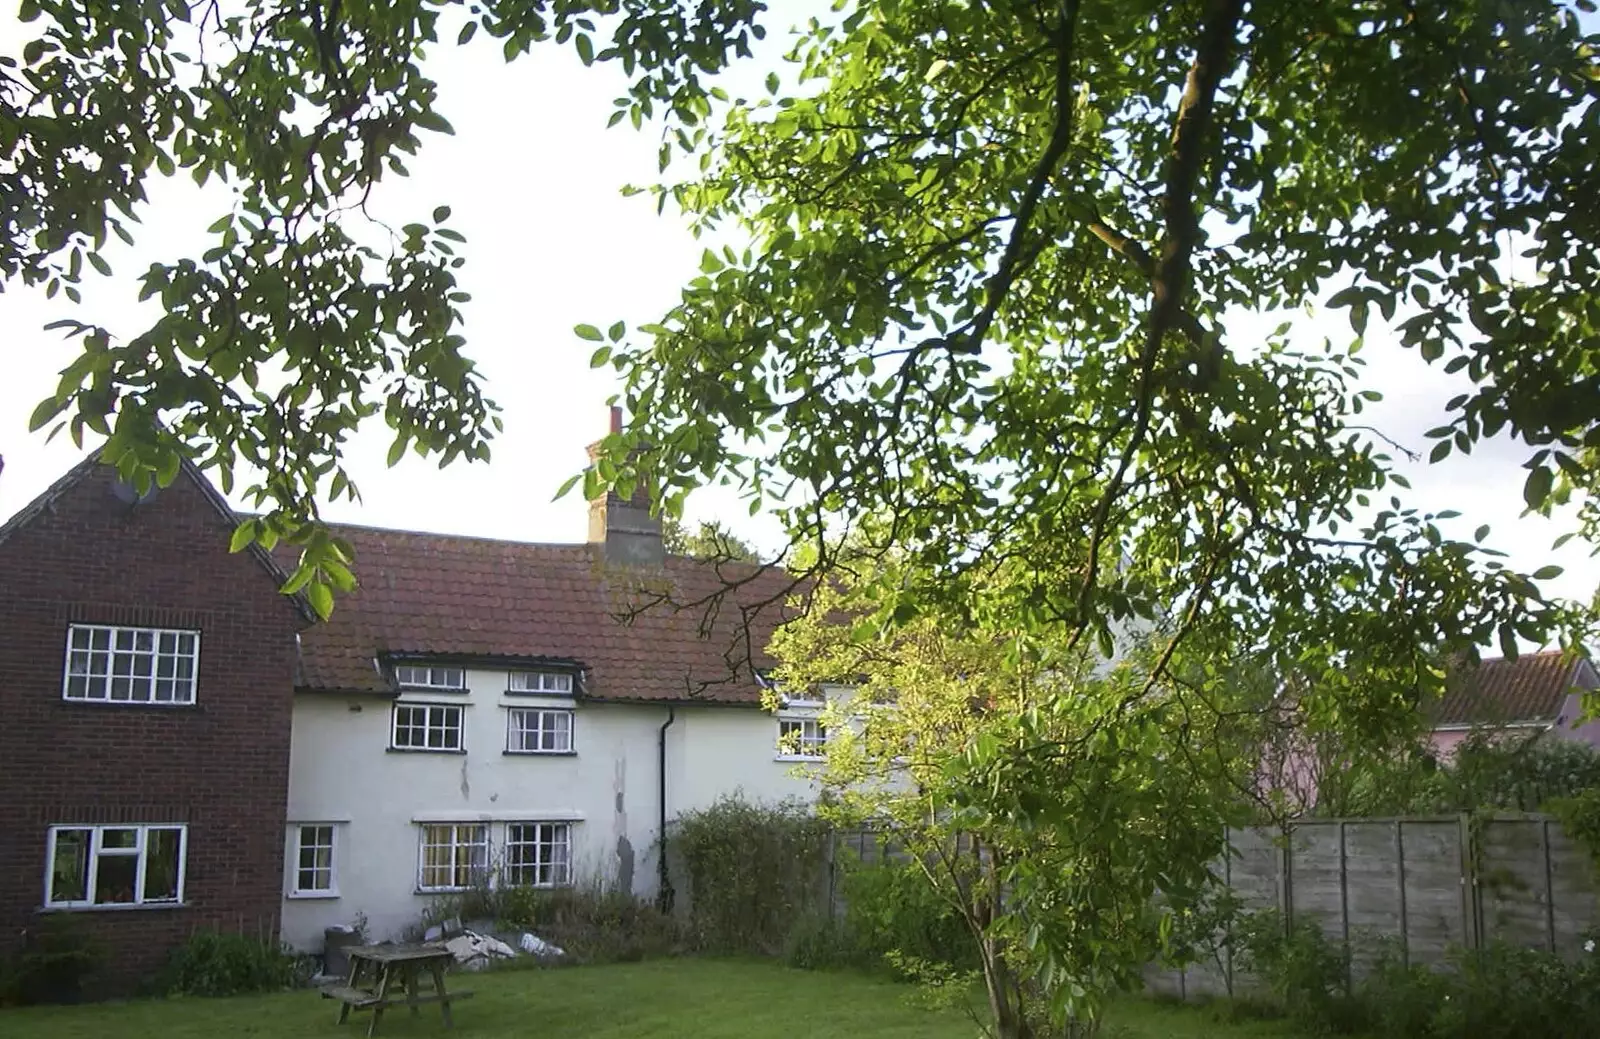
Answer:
[1, 7, 1595, 614]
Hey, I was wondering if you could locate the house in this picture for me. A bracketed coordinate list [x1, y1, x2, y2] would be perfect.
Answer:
[1, 418, 827, 982]
[1428, 650, 1600, 755]
[0, 456, 311, 990]
[278, 466, 818, 949]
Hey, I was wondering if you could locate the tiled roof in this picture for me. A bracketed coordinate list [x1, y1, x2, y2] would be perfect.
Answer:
[1431, 651, 1595, 728]
[287, 524, 799, 704]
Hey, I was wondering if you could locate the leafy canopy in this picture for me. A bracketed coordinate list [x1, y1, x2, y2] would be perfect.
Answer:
[593, 0, 1596, 683]
[5, 0, 765, 612]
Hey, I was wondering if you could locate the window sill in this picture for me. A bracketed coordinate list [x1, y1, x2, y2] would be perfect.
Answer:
[286, 891, 341, 901]
[39, 901, 187, 914]
[386, 747, 467, 755]
[415, 888, 475, 896]
[775, 754, 826, 763]
[502, 750, 578, 757]
[58, 699, 200, 712]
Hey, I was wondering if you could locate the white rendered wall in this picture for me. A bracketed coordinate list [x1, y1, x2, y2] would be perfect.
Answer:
[281, 670, 817, 951]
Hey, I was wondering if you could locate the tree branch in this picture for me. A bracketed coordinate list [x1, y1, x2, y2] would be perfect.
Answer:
[961, 0, 1083, 353]
[1072, 0, 1246, 637]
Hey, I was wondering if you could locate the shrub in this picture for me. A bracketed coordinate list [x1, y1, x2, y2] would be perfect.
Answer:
[838, 856, 977, 974]
[494, 882, 679, 964]
[160, 930, 307, 997]
[0, 918, 104, 1006]
[670, 796, 830, 955]
[1231, 909, 1366, 1034]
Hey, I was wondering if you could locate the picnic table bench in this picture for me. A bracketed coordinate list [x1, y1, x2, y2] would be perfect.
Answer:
[320, 943, 473, 1036]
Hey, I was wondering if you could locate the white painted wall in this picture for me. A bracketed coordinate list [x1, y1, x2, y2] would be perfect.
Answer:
[281, 668, 818, 951]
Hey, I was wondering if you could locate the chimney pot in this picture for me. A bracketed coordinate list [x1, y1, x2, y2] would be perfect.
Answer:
[609, 405, 623, 434]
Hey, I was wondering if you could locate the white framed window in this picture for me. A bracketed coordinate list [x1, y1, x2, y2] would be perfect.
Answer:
[63, 624, 199, 705]
[777, 717, 828, 760]
[392, 704, 464, 751]
[417, 824, 489, 892]
[507, 670, 573, 695]
[506, 708, 575, 754]
[290, 824, 337, 897]
[394, 665, 466, 691]
[504, 823, 572, 888]
[45, 824, 186, 909]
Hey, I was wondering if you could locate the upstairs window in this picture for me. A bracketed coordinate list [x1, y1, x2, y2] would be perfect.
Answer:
[392, 704, 464, 752]
[777, 718, 828, 761]
[64, 625, 199, 705]
[394, 665, 466, 691]
[507, 671, 573, 695]
[506, 708, 575, 754]
[46, 824, 186, 908]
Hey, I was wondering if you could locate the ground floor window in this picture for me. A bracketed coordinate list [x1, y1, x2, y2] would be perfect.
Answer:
[46, 824, 186, 908]
[291, 824, 338, 897]
[505, 823, 572, 887]
[417, 824, 489, 892]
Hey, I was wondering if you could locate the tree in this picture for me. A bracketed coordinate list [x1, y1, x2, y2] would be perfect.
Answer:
[5, 0, 767, 610]
[585, 0, 1597, 681]
[661, 515, 759, 562]
[771, 564, 1252, 1036]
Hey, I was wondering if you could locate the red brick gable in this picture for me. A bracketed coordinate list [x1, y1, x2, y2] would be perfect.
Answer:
[1431, 651, 1596, 728]
[0, 456, 304, 992]
[291, 524, 800, 704]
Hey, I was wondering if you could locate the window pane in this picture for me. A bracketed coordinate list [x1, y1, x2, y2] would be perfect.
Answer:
[143, 829, 182, 902]
[90, 628, 110, 650]
[95, 852, 139, 905]
[101, 828, 138, 850]
[49, 830, 90, 904]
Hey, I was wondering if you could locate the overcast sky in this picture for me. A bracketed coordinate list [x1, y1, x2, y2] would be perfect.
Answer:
[2, 8, 1594, 615]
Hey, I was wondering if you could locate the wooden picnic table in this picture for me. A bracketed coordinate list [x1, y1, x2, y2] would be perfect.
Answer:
[320, 943, 473, 1037]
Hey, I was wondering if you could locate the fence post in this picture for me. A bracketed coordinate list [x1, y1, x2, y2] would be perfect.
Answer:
[1223, 825, 1234, 999]
[1278, 823, 1295, 938]
[1394, 820, 1409, 969]
[1540, 818, 1556, 953]
[1457, 812, 1479, 950]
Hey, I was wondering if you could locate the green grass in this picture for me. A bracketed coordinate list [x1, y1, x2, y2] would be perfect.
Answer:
[1, 959, 1306, 1038]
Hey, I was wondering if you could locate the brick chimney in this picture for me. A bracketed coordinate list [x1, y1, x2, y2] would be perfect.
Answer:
[587, 406, 664, 566]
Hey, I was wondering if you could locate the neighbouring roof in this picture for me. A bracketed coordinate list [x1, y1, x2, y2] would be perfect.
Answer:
[1431, 651, 1598, 729]
[288, 524, 800, 704]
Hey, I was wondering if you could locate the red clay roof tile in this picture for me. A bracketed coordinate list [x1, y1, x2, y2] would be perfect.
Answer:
[1432, 650, 1594, 727]
[287, 525, 798, 704]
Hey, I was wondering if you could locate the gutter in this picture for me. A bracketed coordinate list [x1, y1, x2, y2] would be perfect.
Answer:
[657, 706, 677, 912]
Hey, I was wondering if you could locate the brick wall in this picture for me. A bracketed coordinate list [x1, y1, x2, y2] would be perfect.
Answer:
[0, 462, 304, 994]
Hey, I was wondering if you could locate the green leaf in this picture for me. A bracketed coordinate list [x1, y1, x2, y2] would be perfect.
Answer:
[1531, 565, 1564, 581]
[229, 518, 259, 553]
[457, 21, 477, 45]
[306, 580, 335, 621]
[87, 252, 112, 276]
[1428, 440, 1451, 463]
[608, 320, 626, 342]
[387, 435, 410, 467]
[574, 323, 605, 342]
[700, 249, 724, 273]
[414, 110, 455, 135]
[590, 345, 612, 367]
[433, 205, 451, 222]
[27, 396, 65, 432]
[575, 32, 594, 66]
[1523, 465, 1553, 510]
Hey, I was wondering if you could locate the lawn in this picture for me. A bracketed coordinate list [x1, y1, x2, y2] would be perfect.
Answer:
[1, 959, 1304, 1039]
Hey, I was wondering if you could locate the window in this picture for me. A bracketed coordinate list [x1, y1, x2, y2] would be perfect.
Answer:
[291, 825, 336, 897]
[394, 665, 466, 691]
[506, 708, 574, 754]
[777, 718, 828, 760]
[505, 823, 572, 888]
[45, 824, 185, 908]
[392, 704, 464, 751]
[417, 824, 488, 892]
[507, 671, 573, 694]
[63, 625, 199, 705]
